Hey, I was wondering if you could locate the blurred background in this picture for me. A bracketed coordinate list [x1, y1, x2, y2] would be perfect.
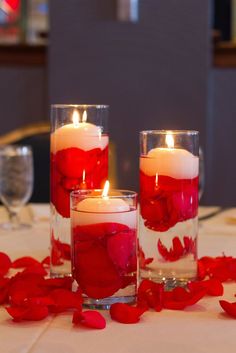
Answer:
[0, 0, 235, 206]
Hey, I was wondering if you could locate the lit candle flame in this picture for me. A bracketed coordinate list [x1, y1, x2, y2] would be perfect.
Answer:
[166, 133, 174, 149]
[82, 169, 86, 182]
[155, 173, 158, 187]
[82, 110, 87, 123]
[72, 110, 80, 127]
[102, 180, 110, 198]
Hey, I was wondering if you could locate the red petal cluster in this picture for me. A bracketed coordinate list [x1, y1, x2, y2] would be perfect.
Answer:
[198, 255, 236, 282]
[158, 236, 196, 262]
[137, 279, 206, 312]
[140, 172, 198, 232]
[72, 222, 137, 300]
[51, 146, 108, 218]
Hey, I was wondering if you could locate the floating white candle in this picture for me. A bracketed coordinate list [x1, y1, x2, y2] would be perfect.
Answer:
[51, 110, 108, 153]
[71, 181, 137, 228]
[140, 133, 199, 179]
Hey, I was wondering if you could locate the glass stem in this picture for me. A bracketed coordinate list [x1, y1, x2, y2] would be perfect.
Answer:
[9, 211, 20, 229]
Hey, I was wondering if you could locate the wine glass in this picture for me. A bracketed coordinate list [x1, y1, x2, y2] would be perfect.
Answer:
[0, 145, 34, 229]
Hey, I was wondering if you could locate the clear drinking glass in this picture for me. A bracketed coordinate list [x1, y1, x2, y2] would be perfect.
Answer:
[50, 104, 109, 277]
[71, 189, 138, 309]
[139, 130, 199, 288]
[0, 145, 34, 229]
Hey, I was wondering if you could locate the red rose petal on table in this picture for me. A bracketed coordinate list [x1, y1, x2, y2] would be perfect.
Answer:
[41, 256, 50, 266]
[0, 277, 10, 304]
[22, 264, 48, 276]
[137, 279, 164, 312]
[12, 256, 41, 268]
[0, 252, 12, 276]
[6, 305, 49, 322]
[219, 300, 236, 318]
[73, 310, 106, 329]
[110, 303, 145, 324]
[42, 277, 73, 290]
[27, 296, 55, 306]
[188, 279, 223, 297]
[163, 287, 206, 310]
[49, 289, 82, 313]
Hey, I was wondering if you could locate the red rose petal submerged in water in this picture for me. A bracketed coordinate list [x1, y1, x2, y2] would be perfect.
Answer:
[157, 236, 196, 262]
[51, 146, 108, 218]
[140, 172, 198, 231]
[74, 241, 122, 299]
[107, 229, 136, 271]
[73, 310, 106, 329]
[0, 252, 12, 276]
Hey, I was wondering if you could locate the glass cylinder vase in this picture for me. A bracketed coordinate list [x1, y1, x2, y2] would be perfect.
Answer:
[50, 104, 109, 277]
[139, 130, 199, 288]
[71, 188, 138, 309]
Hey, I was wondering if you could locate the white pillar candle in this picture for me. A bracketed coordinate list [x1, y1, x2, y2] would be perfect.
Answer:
[51, 110, 108, 153]
[140, 134, 198, 179]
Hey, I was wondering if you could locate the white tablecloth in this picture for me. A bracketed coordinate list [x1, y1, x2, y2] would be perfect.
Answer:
[0, 205, 236, 353]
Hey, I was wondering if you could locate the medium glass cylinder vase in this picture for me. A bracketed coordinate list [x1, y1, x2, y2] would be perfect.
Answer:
[50, 104, 109, 277]
[139, 130, 199, 288]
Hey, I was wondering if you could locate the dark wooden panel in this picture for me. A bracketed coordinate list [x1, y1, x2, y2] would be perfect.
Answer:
[207, 69, 236, 206]
[214, 42, 236, 68]
[49, 0, 209, 193]
[0, 44, 47, 66]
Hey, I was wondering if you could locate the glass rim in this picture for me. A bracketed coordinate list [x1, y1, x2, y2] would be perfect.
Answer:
[0, 144, 32, 155]
[51, 104, 109, 109]
[70, 189, 138, 199]
[140, 130, 199, 136]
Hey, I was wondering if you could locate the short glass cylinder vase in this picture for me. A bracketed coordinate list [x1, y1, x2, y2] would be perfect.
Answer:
[50, 104, 109, 277]
[139, 130, 199, 289]
[71, 188, 138, 309]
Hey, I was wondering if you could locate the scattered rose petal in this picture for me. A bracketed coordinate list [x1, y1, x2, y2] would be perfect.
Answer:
[137, 279, 164, 311]
[12, 256, 41, 269]
[110, 303, 145, 324]
[41, 256, 50, 266]
[0, 252, 12, 276]
[6, 305, 49, 321]
[219, 300, 236, 318]
[49, 289, 82, 313]
[73, 310, 106, 329]
[188, 279, 223, 296]
[22, 264, 47, 276]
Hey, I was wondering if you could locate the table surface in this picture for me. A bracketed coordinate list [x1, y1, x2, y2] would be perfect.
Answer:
[0, 205, 236, 353]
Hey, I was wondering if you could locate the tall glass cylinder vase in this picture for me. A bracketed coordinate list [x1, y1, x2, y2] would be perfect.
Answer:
[50, 104, 109, 277]
[139, 130, 199, 288]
